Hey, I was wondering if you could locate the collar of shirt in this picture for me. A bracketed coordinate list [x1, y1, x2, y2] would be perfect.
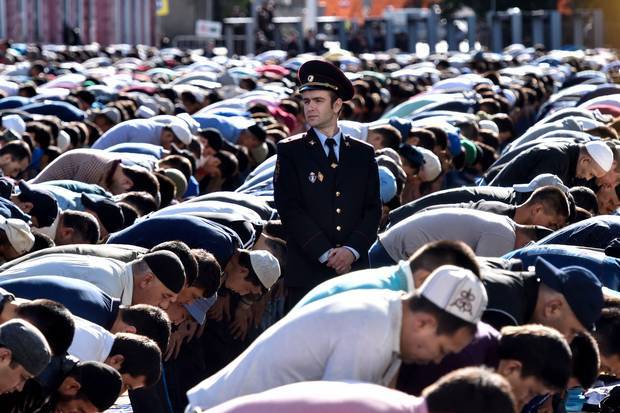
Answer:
[120, 263, 134, 306]
[395, 260, 415, 293]
[314, 127, 342, 151]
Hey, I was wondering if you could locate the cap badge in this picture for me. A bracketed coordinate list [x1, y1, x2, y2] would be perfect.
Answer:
[450, 289, 475, 316]
[307, 75, 314, 82]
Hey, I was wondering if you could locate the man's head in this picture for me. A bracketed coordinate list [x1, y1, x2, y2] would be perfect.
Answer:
[496, 325, 571, 410]
[14, 298, 75, 356]
[112, 304, 172, 355]
[518, 186, 570, 229]
[224, 249, 280, 297]
[180, 249, 222, 303]
[0, 217, 34, 261]
[0, 141, 31, 177]
[0, 319, 51, 395]
[131, 251, 186, 310]
[408, 240, 480, 288]
[569, 332, 600, 389]
[401, 265, 487, 364]
[108, 163, 135, 195]
[55, 210, 100, 245]
[55, 361, 122, 413]
[576, 142, 613, 181]
[150, 241, 198, 287]
[367, 125, 402, 151]
[13, 181, 58, 228]
[532, 258, 603, 341]
[422, 367, 516, 413]
[597, 183, 620, 215]
[594, 307, 620, 377]
[238, 124, 266, 150]
[80, 193, 124, 238]
[104, 333, 162, 393]
[159, 124, 191, 150]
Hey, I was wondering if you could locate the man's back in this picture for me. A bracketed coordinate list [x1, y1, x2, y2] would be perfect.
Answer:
[186, 289, 403, 410]
[537, 215, 620, 249]
[379, 208, 517, 260]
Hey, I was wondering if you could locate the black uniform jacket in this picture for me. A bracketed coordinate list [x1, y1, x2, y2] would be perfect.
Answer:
[274, 128, 381, 288]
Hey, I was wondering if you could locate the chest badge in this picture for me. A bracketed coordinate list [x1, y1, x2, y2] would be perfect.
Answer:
[318, 172, 324, 182]
[308, 172, 317, 183]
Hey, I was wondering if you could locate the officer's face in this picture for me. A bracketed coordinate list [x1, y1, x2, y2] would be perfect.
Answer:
[302, 90, 341, 129]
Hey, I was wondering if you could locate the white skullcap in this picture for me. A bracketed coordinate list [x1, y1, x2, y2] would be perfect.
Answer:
[585, 141, 614, 172]
[0, 216, 34, 254]
[2, 114, 25, 135]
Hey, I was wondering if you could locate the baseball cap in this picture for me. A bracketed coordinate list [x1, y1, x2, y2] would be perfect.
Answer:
[0, 216, 34, 254]
[17, 181, 59, 228]
[584, 141, 613, 172]
[143, 251, 186, 294]
[378, 166, 397, 203]
[81, 193, 124, 233]
[163, 119, 192, 145]
[535, 258, 603, 331]
[513, 173, 570, 194]
[0, 319, 51, 376]
[417, 147, 442, 182]
[249, 250, 280, 289]
[2, 114, 25, 136]
[418, 265, 488, 324]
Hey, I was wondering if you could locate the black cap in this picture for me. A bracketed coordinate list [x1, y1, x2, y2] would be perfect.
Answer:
[143, 250, 186, 293]
[74, 361, 122, 412]
[535, 258, 603, 331]
[398, 144, 425, 169]
[81, 193, 124, 233]
[298, 59, 355, 101]
[18, 181, 58, 228]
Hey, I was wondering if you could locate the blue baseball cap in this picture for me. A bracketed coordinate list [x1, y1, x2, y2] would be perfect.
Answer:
[535, 258, 603, 331]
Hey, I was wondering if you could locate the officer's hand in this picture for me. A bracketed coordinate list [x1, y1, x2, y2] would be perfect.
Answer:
[165, 319, 199, 361]
[207, 295, 231, 322]
[327, 247, 355, 274]
[229, 303, 253, 341]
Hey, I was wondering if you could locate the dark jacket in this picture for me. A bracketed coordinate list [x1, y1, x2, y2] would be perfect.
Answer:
[274, 128, 381, 288]
[488, 143, 581, 187]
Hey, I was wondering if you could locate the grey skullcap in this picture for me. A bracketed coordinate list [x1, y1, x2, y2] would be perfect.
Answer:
[0, 319, 51, 376]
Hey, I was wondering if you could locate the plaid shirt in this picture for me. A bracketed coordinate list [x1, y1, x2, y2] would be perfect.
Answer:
[30, 149, 120, 188]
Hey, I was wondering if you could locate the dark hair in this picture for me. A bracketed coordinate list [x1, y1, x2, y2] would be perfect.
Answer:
[121, 167, 160, 207]
[15, 299, 75, 355]
[25, 122, 53, 148]
[263, 220, 286, 240]
[408, 128, 436, 151]
[153, 172, 175, 207]
[423, 367, 516, 413]
[61, 210, 100, 244]
[114, 192, 158, 216]
[491, 114, 514, 137]
[569, 186, 599, 215]
[570, 332, 600, 389]
[119, 304, 171, 354]
[369, 125, 402, 150]
[118, 202, 139, 226]
[237, 249, 267, 294]
[109, 333, 162, 387]
[498, 325, 572, 391]
[30, 231, 55, 252]
[215, 150, 239, 179]
[425, 126, 448, 150]
[151, 240, 198, 285]
[409, 240, 480, 277]
[158, 155, 193, 180]
[0, 140, 31, 162]
[197, 129, 224, 153]
[191, 249, 222, 297]
[527, 186, 571, 218]
[595, 308, 620, 359]
[408, 294, 476, 335]
[70, 361, 122, 411]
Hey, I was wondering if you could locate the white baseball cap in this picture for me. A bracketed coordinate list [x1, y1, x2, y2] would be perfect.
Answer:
[135, 105, 156, 119]
[0, 216, 34, 254]
[2, 114, 25, 135]
[513, 173, 569, 194]
[585, 141, 614, 172]
[163, 119, 192, 145]
[417, 147, 442, 182]
[419, 265, 488, 324]
[249, 250, 281, 289]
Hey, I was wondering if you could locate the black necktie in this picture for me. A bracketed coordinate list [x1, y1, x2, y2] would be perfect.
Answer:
[326, 138, 338, 167]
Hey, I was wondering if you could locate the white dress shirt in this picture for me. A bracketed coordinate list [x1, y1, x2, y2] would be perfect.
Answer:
[186, 289, 404, 411]
[68, 316, 115, 362]
[0, 254, 134, 305]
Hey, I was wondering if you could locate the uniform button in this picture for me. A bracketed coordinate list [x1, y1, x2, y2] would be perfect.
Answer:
[336, 208, 341, 214]
[336, 226, 341, 231]
[336, 191, 341, 197]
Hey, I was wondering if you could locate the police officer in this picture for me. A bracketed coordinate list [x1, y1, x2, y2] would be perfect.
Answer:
[274, 59, 381, 309]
